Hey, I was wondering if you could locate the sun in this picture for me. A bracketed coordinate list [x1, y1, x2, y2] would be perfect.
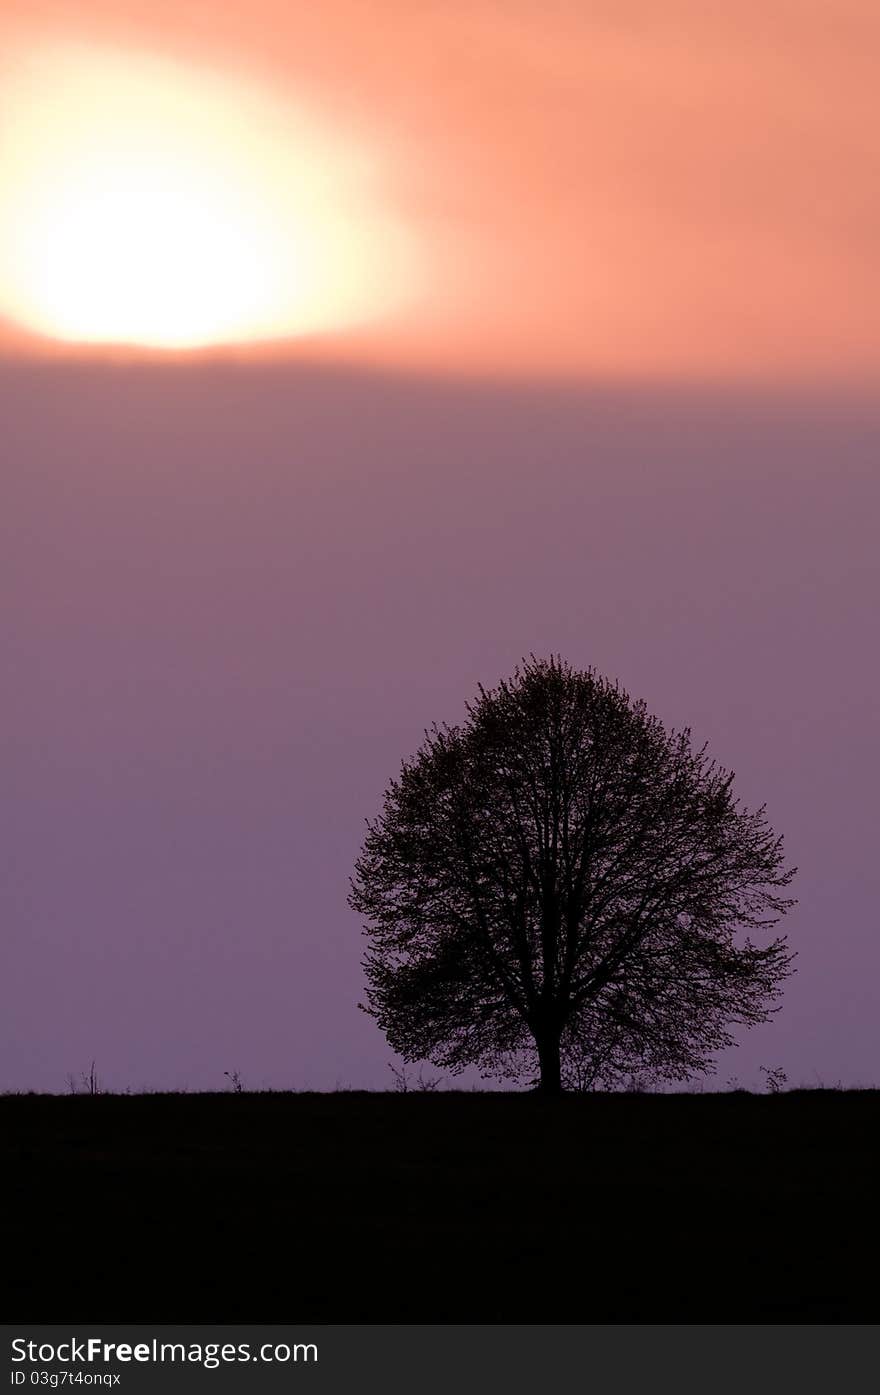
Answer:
[0, 42, 418, 350]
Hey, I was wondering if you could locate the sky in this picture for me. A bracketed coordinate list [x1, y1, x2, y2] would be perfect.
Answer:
[3, 0, 880, 378]
[1, 3, 878, 1091]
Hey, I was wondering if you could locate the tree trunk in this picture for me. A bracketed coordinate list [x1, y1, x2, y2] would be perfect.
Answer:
[536, 1032, 563, 1096]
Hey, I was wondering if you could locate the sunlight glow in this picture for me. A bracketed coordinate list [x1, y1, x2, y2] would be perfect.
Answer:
[0, 43, 419, 350]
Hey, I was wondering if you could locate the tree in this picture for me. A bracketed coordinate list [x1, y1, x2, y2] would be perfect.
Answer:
[349, 658, 796, 1095]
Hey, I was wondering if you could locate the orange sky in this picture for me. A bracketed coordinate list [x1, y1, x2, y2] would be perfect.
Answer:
[2, 0, 879, 380]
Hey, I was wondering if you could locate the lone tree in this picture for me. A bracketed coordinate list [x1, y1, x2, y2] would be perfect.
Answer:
[350, 658, 796, 1094]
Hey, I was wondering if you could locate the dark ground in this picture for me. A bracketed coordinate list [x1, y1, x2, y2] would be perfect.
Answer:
[3, 1090, 877, 1322]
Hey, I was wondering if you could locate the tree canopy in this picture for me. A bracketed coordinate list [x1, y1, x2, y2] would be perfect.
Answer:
[350, 658, 796, 1093]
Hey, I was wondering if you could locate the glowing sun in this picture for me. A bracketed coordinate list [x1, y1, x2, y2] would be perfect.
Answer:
[0, 43, 418, 350]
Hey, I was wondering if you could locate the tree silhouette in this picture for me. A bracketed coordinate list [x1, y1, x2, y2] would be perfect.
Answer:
[350, 658, 796, 1094]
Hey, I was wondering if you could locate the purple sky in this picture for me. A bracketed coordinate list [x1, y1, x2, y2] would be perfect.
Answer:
[2, 360, 878, 1092]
